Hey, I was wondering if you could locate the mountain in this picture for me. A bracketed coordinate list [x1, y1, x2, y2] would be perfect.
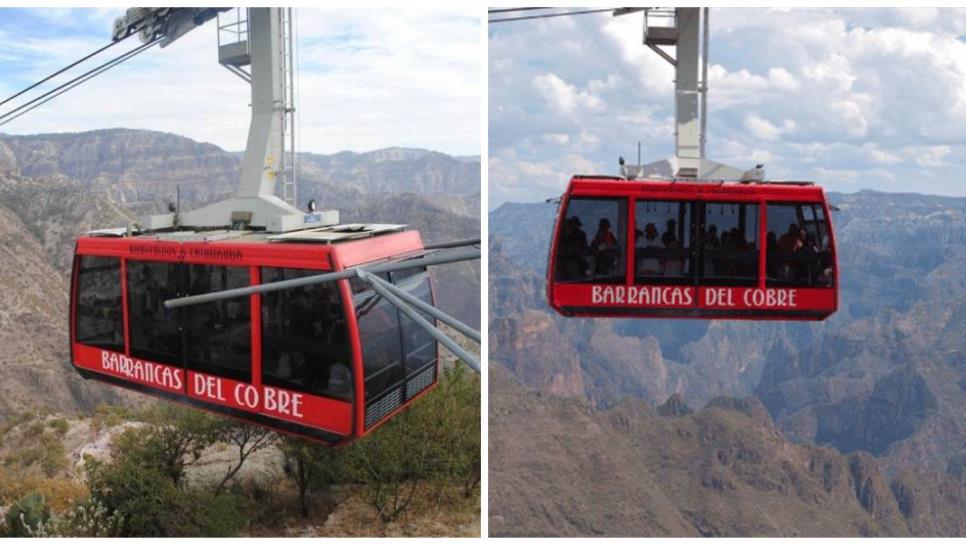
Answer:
[0, 173, 134, 419]
[488, 190, 966, 534]
[489, 365, 966, 537]
[0, 128, 480, 416]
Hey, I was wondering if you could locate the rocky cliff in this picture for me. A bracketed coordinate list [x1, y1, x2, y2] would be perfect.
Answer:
[488, 190, 966, 527]
[489, 366, 966, 537]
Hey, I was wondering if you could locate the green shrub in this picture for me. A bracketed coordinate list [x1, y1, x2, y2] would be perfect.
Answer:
[2, 492, 50, 537]
[30, 498, 124, 537]
[345, 362, 481, 522]
[46, 418, 70, 436]
[170, 490, 250, 537]
[85, 450, 179, 537]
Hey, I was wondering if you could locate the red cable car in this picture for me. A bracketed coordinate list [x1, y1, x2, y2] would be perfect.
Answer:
[70, 226, 439, 444]
[547, 176, 838, 320]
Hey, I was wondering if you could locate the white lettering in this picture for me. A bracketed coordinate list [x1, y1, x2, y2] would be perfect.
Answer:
[193, 374, 225, 401]
[96, 349, 184, 391]
[588, 285, 701, 308]
[234, 384, 259, 409]
[740, 288, 799, 309]
[264, 387, 277, 411]
[263, 386, 305, 419]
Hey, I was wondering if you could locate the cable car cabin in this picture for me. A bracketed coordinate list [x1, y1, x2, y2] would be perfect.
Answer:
[69, 225, 439, 445]
[548, 176, 838, 320]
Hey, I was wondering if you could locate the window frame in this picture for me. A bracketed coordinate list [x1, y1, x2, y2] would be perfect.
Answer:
[183, 264, 253, 383]
[74, 255, 125, 352]
[631, 199, 696, 286]
[554, 195, 629, 284]
[696, 200, 761, 287]
[764, 201, 836, 288]
[391, 268, 438, 376]
[260, 266, 354, 401]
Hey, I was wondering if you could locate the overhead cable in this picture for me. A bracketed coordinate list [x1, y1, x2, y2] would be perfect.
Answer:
[488, 8, 616, 23]
[487, 7, 552, 14]
[0, 39, 160, 128]
[0, 38, 127, 110]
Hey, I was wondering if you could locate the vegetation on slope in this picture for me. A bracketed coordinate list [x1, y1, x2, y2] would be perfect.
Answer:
[0, 364, 480, 537]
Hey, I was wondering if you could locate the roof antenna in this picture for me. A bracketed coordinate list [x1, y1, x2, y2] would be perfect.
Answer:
[174, 184, 181, 228]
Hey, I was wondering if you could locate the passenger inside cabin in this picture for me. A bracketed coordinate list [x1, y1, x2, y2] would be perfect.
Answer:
[557, 216, 589, 280]
[636, 222, 663, 275]
[662, 219, 684, 276]
[590, 218, 619, 276]
[778, 223, 802, 252]
[705, 225, 720, 248]
[661, 219, 677, 246]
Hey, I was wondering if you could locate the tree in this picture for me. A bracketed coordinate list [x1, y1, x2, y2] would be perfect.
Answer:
[279, 437, 348, 518]
[214, 422, 277, 496]
[128, 403, 222, 486]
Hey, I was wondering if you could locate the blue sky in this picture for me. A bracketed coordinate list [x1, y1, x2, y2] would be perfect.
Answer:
[0, 7, 481, 156]
[489, 8, 966, 206]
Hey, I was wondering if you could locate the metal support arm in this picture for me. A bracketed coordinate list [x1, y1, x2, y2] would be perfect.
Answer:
[365, 272, 480, 344]
[163, 246, 481, 308]
[357, 270, 480, 373]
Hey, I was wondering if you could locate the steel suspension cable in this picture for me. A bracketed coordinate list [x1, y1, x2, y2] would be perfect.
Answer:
[0, 37, 128, 110]
[489, 8, 616, 23]
[0, 38, 160, 128]
[487, 7, 552, 14]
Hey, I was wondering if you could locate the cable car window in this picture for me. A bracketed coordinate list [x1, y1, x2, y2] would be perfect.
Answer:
[555, 197, 627, 283]
[766, 203, 835, 287]
[395, 271, 436, 374]
[700, 203, 759, 285]
[356, 291, 403, 401]
[802, 205, 815, 222]
[75, 256, 124, 352]
[350, 272, 390, 295]
[391, 265, 425, 284]
[185, 265, 251, 382]
[634, 200, 693, 284]
[261, 268, 352, 400]
[127, 261, 182, 365]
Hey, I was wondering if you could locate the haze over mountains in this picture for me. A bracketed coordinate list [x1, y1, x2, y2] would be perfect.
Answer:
[488, 190, 966, 536]
[0, 128, 480, 418]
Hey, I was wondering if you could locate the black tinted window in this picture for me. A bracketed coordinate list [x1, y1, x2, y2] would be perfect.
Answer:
[75, 256, 124, 352]
[261, 268, 352, 400]
[356, 290, 403, 401]
[555, 197, 627, 283]
[185, 265, 251, 382]
[396, 272, 436, 374]
[350, 272, 390, 295]
[634, 200, 694, 284]
[127, 261, 182, 365]
[766, 203, 835, 287]
[701, 202, 759, 286]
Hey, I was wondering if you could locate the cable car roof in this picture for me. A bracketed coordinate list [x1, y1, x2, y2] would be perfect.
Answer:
[84, 222, 409, 244]
[567, 175, 827, 200]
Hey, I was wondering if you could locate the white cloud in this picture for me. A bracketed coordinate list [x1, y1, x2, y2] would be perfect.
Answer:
[743, 114, 796, 141]
[913, 145, 951, 168]
[532, 73, 604, 116]
[490, 7, 966, 205]
[865, 145, 902, 165]
[0, 8, 481, 156]
[542, 133, 570, 144]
